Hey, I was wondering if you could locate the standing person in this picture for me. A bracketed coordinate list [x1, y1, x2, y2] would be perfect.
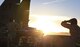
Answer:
[61, 18, 80, 47]
[7, 19, 22, 47]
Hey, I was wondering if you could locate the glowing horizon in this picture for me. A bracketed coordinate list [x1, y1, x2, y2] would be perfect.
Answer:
[29, 15, 71, 35]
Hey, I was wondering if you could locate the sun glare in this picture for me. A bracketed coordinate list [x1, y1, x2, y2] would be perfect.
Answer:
[29, 15, 70, 36]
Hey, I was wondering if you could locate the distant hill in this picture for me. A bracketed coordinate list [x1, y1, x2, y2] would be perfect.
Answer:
[46, 32, 70, 36]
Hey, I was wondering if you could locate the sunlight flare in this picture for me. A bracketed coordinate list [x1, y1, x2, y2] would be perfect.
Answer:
[29, 15, 70, 35]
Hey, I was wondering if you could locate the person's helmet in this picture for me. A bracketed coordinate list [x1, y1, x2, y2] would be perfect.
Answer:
[69, 18, 77, 25]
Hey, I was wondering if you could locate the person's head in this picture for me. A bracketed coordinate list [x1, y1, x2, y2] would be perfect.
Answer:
[69, 18, 77, 25]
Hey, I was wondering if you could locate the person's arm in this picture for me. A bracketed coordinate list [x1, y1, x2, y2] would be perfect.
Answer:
[61, 21, 71, 29]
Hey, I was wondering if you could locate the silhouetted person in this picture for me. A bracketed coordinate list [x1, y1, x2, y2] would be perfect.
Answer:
[7, 19, 22, 47]
[61, 18, 80, 47]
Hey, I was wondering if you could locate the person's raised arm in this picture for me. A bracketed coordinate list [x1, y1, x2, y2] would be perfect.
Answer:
[61, 21, 71, 29]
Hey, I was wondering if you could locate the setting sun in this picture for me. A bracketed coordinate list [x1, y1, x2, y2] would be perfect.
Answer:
[29, 15, 70, 35]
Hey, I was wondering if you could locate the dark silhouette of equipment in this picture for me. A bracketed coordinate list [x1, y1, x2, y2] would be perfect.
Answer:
[0, 0, 31, 47]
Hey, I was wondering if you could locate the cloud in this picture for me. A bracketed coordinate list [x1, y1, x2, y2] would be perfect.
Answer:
[42, 0, 67, 5]
[42, 1, 55, 5]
